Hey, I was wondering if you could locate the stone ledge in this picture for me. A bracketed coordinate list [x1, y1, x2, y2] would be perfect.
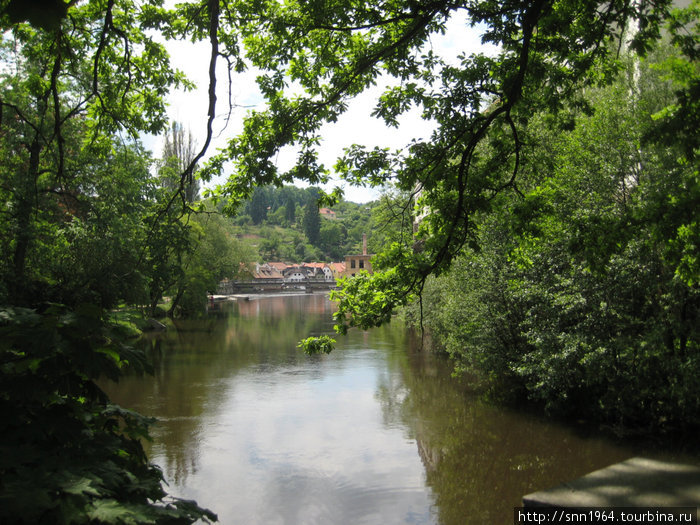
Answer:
[523, 457, 700, 520]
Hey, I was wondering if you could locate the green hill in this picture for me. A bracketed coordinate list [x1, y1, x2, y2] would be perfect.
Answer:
[227, 185, 382, 263]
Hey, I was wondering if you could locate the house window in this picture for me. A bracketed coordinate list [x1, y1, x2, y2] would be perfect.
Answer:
[359, 260, 364, 269]
[350, 260, 356, 269]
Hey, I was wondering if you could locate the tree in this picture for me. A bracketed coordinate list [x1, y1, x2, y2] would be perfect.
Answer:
[3, 0, 689, 343]
[248, 187, 268, 225]
[192, 0, 685, 347]
[258, 234, 281, 261]
[142, 168, 197, 317]
[161, 121, 200, 203]
[302, 199, 321, 246]
[285, 197, 297, 225]
[266, 205, 287, 226]
[155, 124, 256, 318]
[404, 49, 700, 433]
[319, 221, 346, 260]
[0, 3, 214, 522]
[172, 208, 256, 316]
[1, 0, 696, 518]
[369, 191, 416, 255]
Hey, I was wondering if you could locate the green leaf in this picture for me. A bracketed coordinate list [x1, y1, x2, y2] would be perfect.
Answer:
[298, 335, 336, 355]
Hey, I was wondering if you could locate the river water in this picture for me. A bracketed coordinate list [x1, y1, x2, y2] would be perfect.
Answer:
[102, 294, 676, 524]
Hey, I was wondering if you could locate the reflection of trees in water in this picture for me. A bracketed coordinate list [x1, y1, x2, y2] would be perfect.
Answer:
[103, 295, 336, 487]
[235, 294, 336, 318]
[374, 332, 631, 525]
[369, 323, 411, 430]
[101, 336, 206, 485]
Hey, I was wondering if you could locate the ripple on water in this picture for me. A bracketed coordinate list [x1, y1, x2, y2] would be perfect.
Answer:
[250, 466, 435, 525]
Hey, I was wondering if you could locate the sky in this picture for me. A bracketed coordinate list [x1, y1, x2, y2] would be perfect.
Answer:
[150, 10, 498, 203]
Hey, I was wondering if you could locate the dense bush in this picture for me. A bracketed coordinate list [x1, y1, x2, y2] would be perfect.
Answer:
[0, 305, 217, 523]
[407, 48, 700, 434]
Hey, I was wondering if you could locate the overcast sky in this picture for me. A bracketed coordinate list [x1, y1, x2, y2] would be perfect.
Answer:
[150, 10, 497, 203]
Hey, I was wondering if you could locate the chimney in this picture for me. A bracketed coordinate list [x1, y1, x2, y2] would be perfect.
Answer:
[362, 233, 367, 255]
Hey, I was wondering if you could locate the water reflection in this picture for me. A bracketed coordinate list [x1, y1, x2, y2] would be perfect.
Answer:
[386, 344, 626, 524]
[102, 295, 690, 525]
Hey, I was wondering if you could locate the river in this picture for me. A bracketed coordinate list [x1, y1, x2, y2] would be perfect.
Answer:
[102, 294, 679, 524]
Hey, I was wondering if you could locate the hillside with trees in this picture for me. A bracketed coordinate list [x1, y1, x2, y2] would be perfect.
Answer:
[228, 185, 392, 263]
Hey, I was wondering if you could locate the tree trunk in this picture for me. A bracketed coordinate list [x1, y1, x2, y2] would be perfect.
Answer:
[167, 284, 186, 318]
[11, 137, 41, 304]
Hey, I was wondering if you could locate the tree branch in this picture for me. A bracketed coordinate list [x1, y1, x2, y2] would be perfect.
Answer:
[181, 0, 219, 185]
[50, 37, 65, 181]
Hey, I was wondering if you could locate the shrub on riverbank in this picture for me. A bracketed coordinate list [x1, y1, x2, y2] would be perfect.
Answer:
[0, 304, 217, 522]
[404, 47, 700, 436]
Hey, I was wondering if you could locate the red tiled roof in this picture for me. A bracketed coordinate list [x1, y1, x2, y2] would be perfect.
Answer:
[329, 262, 346, 273]
[304, 262, 327, 269]
[267, 261, 290, 271]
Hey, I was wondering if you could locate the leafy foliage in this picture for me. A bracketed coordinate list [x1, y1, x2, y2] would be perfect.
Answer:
[161, 122, 200, 204]
[298, 334, 336, 355]
[302, 198, 322, 246]
[191, 0, 682, 347]
[235, 0, 698, 437]
[229, 184, 378, 262]
[170, 206, 256, 317]
[406, 48, 699, 433]
[0, 304, 217, 523]
[1, 1, 697, 520]
[0, 3, 215, 521]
